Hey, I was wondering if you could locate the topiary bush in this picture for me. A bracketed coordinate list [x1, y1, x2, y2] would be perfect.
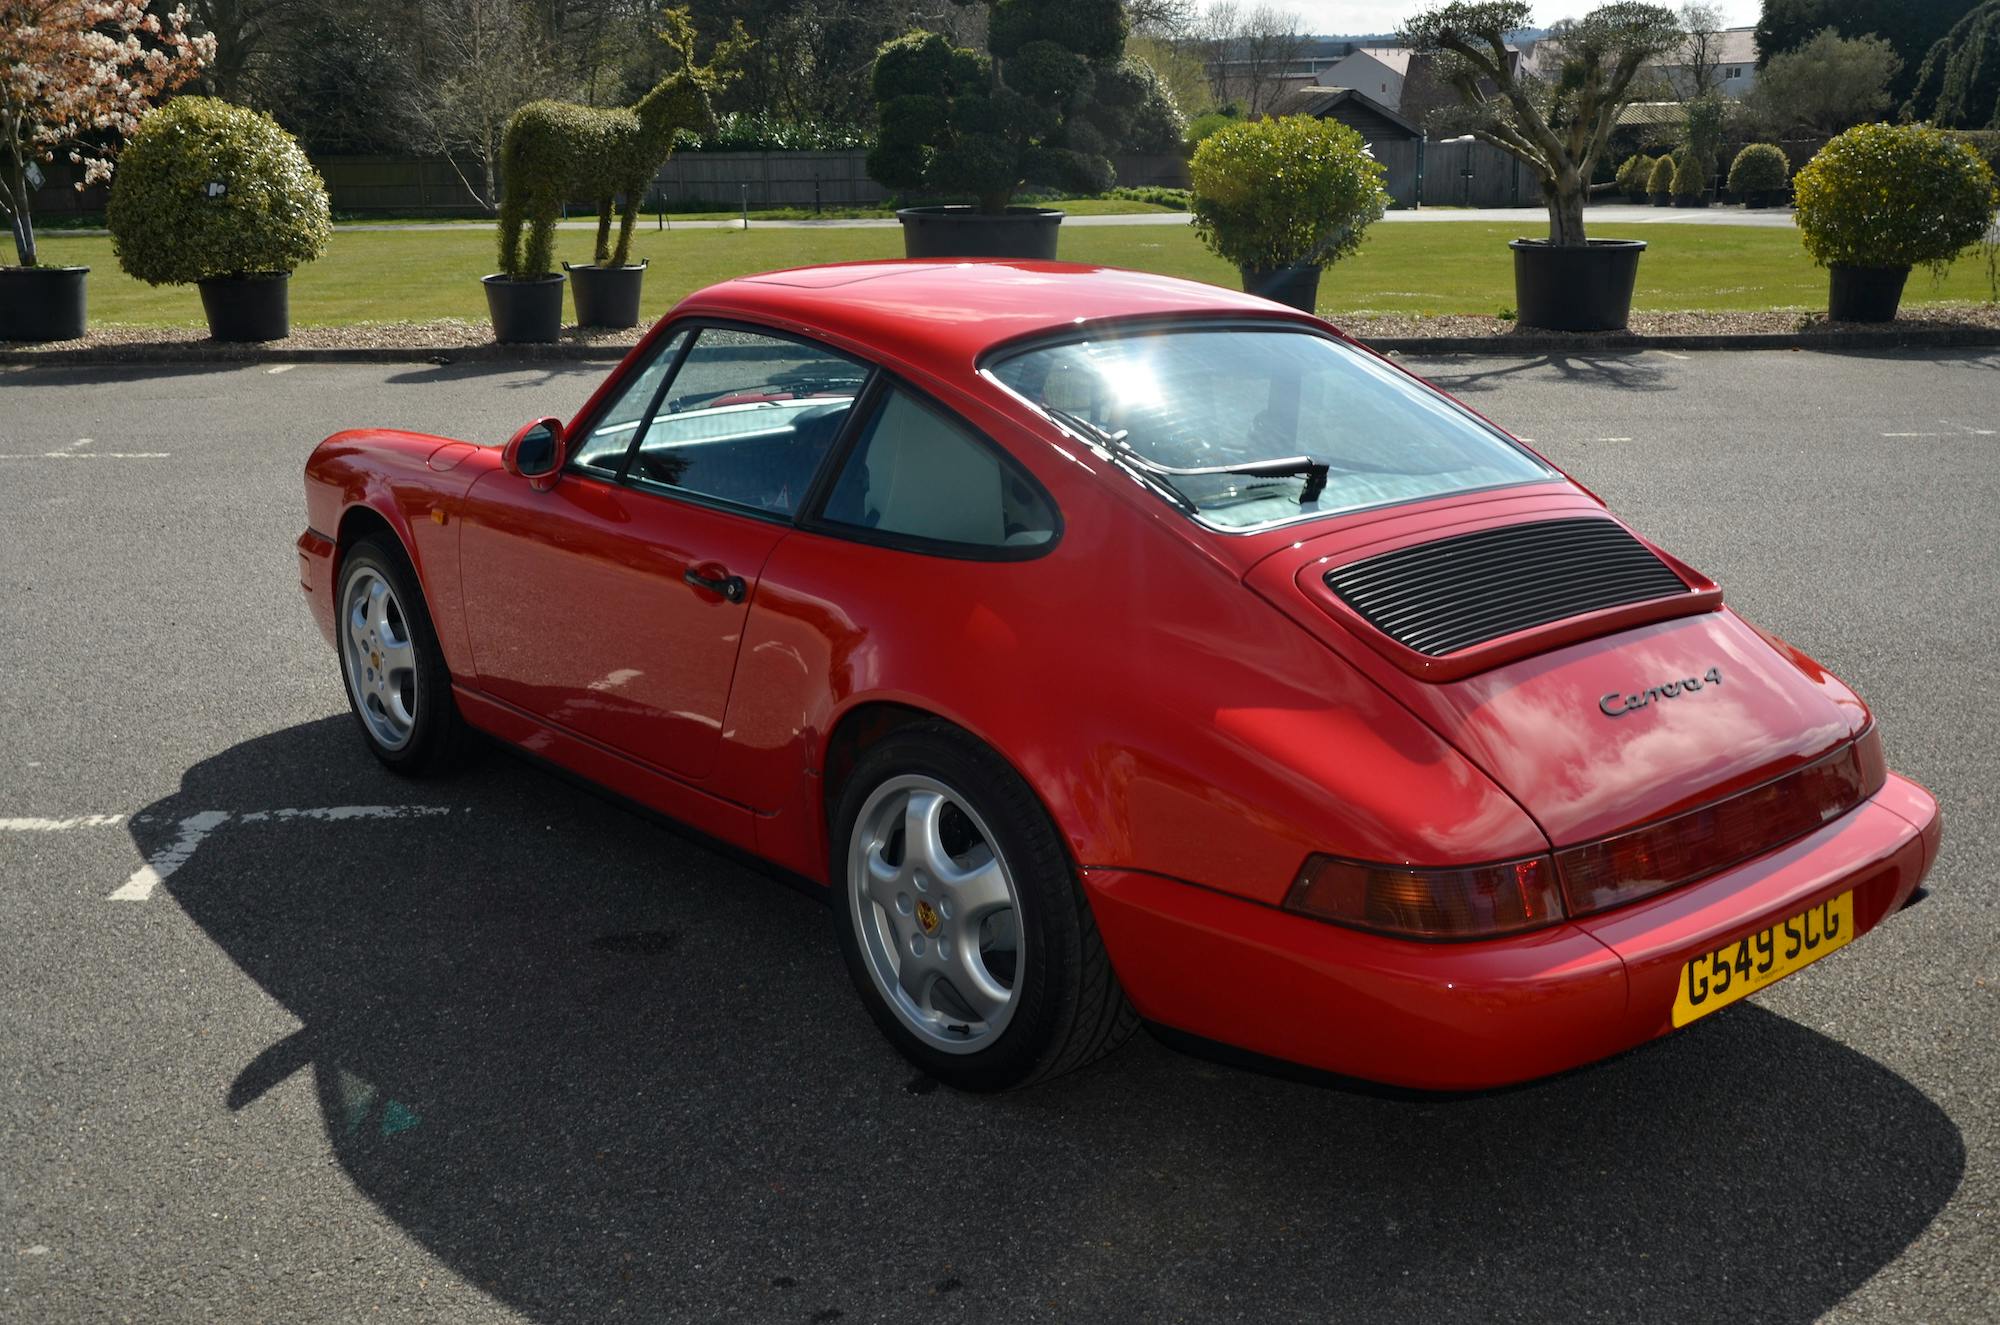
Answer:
[1647, 154, 1676, 196]
[1617, 154, 1653, 200]
[1671, 151, 1705, 199]
[1190, 115, 1386, 272]
[1727, 143, 1790, 203]
[1793, 121, 1999, 270]
[107, 97, 330, 285]
[866, 0, 1135, 213]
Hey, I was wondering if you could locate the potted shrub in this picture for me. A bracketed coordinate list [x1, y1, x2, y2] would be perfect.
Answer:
[1728, 143, 1789, 208]
[1190, 115, 1387, 313]
[1793, 122, 1998, 322]
[1618, 154, 1653, 203]
[1671, 151, 1706, 207]
[0, 2, 209, 342]
[1647, 154, 1676, 206]
[1402, 1, 1681, 332]
[107, 98, 330, 341]
[512, 10, 736, 331]
[866, 0, 1138, 259]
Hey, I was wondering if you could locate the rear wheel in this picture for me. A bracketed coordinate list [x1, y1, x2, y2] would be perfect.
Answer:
[832, 723, 1136, 1090]
[336, 535, 466, 774]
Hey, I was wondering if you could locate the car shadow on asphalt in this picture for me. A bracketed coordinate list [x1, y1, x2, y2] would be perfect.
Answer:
[132, 717, 1965, 1324]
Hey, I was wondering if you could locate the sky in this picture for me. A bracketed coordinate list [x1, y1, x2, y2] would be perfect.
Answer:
[1273, 1, 1762, 37]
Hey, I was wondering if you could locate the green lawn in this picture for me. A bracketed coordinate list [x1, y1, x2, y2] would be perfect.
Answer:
[33, 221, 1999, 327]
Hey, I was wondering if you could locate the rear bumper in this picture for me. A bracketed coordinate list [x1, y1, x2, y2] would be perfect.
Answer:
[1084, 773, 1940, 1091]
[297, 528, 337, 648]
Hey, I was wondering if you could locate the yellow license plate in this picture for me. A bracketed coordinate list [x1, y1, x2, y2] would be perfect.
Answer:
[1671, 891, 1855, 1028]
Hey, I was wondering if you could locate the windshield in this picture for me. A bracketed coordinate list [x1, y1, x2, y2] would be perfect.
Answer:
[986, 326, 1555, 530]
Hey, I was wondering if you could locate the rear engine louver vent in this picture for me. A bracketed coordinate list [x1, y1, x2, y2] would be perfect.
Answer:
[1325, 518, 1690, 657]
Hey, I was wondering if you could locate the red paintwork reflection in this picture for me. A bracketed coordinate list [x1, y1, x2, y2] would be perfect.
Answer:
[299, 260, 1942, 1089]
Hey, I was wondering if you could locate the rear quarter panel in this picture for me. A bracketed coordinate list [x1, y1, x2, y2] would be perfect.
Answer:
[714, 394, 1548, 898]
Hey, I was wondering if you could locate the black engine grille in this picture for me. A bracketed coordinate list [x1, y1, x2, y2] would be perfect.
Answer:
[1324, 518, 1690, 657]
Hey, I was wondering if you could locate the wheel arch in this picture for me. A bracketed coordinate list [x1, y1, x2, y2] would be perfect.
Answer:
[818, 699, 1082, 875]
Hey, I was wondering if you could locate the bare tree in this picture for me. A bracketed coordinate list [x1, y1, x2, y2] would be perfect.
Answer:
[1197, 1, 1243, 105]
[1674, 2, 1726, 98]
[407, 0, 564, 210]
[1237, 5, 1307, 115]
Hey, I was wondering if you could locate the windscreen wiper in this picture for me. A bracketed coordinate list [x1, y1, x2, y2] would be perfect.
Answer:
[1043, 405, 1329, 505]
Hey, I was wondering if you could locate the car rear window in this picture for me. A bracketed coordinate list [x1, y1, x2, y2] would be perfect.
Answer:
[985, 326, 1554, 531]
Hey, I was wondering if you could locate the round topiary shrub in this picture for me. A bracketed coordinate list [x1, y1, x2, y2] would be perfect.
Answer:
[1671, 151, 1705, 200]
[1647, 154, 1676, 197]
[1617, 154, 1652, 200]
[1191, 116, 1385, 272]
[108, 97, 331, 285]
[1793, 122, 1999, 271]
[1727, 143, 1790, 203]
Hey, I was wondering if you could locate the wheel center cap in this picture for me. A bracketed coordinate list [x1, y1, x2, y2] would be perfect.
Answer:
[914, 898, 940, 936]
[371, 650, 382, 671]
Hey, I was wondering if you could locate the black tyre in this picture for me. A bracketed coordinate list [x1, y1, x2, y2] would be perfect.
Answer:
[831, 722, 1136, 1090]
[334, 534, 468, 775]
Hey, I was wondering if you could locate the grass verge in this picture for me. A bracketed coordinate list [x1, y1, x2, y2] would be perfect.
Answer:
[32, 221, 2000, 327]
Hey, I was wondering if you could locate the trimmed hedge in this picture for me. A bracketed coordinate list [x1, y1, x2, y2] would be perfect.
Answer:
[1647, 154, 1676, 195]
[107, 98, 331, 284]
[1671, 151, 1704, 198]
[1190, 115, 1385, 271]
[1728, 143, 1790, 197]
[1793, 121, 1998, 270]
[866, 0, 1140, 212]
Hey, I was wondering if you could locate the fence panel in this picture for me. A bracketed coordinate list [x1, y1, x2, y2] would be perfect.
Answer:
[1420, 140, 1530, 208]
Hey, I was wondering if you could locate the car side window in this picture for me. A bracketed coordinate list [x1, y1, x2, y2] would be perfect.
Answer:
[624, 328, 869, 517]
[818, 387, 1057, 552]
[569, 328, 689, 476]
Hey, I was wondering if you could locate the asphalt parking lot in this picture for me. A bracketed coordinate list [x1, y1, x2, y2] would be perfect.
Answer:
[2, 348, 1994, 1323]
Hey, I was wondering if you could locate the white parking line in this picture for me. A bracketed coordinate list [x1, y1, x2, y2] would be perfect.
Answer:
[109, 810, 230, 901]
[0, 805, 462, 900]
[0, 435, 169, 461]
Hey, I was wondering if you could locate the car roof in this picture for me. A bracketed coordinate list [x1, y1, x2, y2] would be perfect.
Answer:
[673, 260, 1320, 379]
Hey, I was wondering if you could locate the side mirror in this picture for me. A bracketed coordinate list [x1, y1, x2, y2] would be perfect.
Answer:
[503, 417, 568, 489]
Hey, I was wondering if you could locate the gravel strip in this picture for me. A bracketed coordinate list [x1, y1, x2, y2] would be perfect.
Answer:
[7, 305, 2000, 359]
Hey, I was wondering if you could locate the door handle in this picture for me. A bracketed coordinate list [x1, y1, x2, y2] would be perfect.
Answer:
[683, 565, 746, 603]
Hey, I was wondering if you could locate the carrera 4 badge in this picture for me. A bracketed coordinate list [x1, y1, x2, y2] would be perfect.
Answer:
[1600, 666, 1723, 718]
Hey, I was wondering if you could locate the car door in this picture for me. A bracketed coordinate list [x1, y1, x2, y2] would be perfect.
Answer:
[457, 324, 870, 781]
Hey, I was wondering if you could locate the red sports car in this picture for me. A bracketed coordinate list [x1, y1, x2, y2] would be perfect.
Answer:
[298, 260, 1941, 1092]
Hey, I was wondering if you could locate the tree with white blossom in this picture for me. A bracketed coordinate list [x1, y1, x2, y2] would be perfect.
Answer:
[1, 1, 213, 267]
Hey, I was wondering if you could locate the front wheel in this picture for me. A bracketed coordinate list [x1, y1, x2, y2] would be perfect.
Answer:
[336, 534, 467, 774]
[832, 724, 1136, 1090]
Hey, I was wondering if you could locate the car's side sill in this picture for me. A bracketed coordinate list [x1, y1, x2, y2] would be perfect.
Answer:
[454, 684, 762, 829]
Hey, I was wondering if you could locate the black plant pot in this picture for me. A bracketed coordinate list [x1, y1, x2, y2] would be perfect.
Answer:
[1827, 264, 1911, 323]
[1651, 193, 1672, 207]
[1672, 195, 1697, 208]
[896, 206, 1063, 259]
[198, 273, 290, 341]
[565, 260, 646, 329]
[1240, 264, 1321, 314]
[0, 265, 88, 342]
[1626, 190, 1650, 205]
[1509, 238, 1646, 333]
[483, 273, 565, 343]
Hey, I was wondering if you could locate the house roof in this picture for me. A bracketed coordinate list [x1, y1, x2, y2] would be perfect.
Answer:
[1351, 47, 1413, 75]
[1616, 101, 1688, 127]
[1264, 86, 1422, 138]
[1671, 26, 1758, 67]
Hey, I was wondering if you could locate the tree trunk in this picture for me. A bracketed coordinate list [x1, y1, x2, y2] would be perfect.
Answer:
[3, 148, 34, 268]
[1547, 174, 1587, 248]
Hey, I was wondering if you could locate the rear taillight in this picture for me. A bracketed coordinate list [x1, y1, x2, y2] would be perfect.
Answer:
[1555, 727, 1886, 916]
[1285, 854, 1565, 940]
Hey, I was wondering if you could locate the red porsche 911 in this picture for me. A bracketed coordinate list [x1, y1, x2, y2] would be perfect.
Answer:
[297, 260, 1941, 1092]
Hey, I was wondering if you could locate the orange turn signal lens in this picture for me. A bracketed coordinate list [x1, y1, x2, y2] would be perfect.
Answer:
[1285, 854, 1565, 940]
